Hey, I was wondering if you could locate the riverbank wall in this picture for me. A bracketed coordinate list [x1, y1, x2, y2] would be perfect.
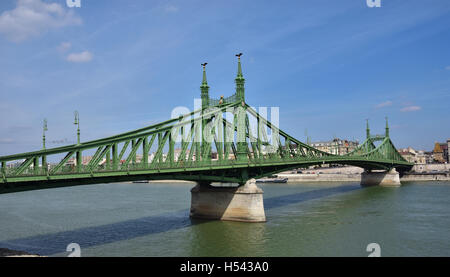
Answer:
[276, 165, 450, 182]
[277, 172, 450, 182]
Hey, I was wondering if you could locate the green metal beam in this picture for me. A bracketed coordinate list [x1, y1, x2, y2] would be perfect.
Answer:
[49, 151, 75, 175]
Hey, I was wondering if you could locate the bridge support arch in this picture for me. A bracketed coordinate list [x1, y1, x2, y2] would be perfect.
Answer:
[190, 179, 266, 222]
[360, 168, 401, 187]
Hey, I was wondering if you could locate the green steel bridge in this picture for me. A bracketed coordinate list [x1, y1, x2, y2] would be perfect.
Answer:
[0, 56, 413, 193]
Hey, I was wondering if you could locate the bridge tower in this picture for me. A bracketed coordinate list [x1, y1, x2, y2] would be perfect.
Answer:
[190, 54, 265, 222]
[200, 63, 209, 110]
[361, 116, 401, 187]
[235, 53, 245, 102]
[200, 63, 211, 163]
[235, 53, 248, 163]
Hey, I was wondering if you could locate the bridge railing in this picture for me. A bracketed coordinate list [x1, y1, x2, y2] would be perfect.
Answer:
[1, 150, 413, 181]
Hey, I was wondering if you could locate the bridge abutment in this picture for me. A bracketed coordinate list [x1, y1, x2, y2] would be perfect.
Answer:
[360, 168, 401, 187]
[190, 179, 266, 222]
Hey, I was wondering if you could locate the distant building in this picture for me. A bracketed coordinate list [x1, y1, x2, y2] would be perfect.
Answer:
[310, 138, 359, 155]
[416, 150, 433, 164]
[398, 147, 416, 163]
[432, 142, 446, 163]
[174, 149, 191, 161]
[424, 151, 434, 164]
[6, 160, 25, 168]
[440, 141, 449, 163]
[398, 147, 434, 164]
[67, 156, 94, 166]
[448, 139, 450, 162]
[431, 140, 449, 163]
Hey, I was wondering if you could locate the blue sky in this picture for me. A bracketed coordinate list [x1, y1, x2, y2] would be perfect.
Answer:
[0, 0, 449, 156]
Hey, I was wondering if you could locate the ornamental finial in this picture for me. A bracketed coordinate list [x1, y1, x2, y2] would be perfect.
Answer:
[201, 63, 208, 86]
[235, 53, 243, 78]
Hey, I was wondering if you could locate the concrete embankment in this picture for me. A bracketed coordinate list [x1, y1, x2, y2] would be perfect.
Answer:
[277, 173, 450, 183]
[128, 173, 450, 184]
[147, 180, 196, 184]
[277, 173, 361, 182]
[276, 166, 450, 182]
[401, 173, 450, 181]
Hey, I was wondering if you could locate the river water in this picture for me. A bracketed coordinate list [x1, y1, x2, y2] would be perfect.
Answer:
[0, 181, 449, 257]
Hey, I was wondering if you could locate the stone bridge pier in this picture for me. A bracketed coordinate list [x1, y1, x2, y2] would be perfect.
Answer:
[360, 168, 401, 187]
[189, 179, 266, 222]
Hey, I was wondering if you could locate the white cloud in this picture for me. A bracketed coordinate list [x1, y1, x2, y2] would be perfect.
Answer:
[375, 100, 393, 108]
[400, 106, 421, 112]
[0, 0, 82, 42]
[0, 138, 14, 144]
[58, 41, 71, 52]
[445, 66, 450, 70]
[66, 51, 93, 63]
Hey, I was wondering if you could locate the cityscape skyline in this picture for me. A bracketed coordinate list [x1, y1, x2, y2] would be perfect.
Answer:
[1, 0, 450, 156]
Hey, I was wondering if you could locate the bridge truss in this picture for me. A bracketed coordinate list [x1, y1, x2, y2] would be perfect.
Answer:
[0, 57, 413, 192]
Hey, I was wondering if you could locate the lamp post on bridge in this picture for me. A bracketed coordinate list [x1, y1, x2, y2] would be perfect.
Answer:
[74, 111, 80, 145]
[366, 119, 370, 139]
[74, 111, 82, 172]
[42, 119, 48, 150]
[42, 119, 48, 174]
[385, 116, 389, 137]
